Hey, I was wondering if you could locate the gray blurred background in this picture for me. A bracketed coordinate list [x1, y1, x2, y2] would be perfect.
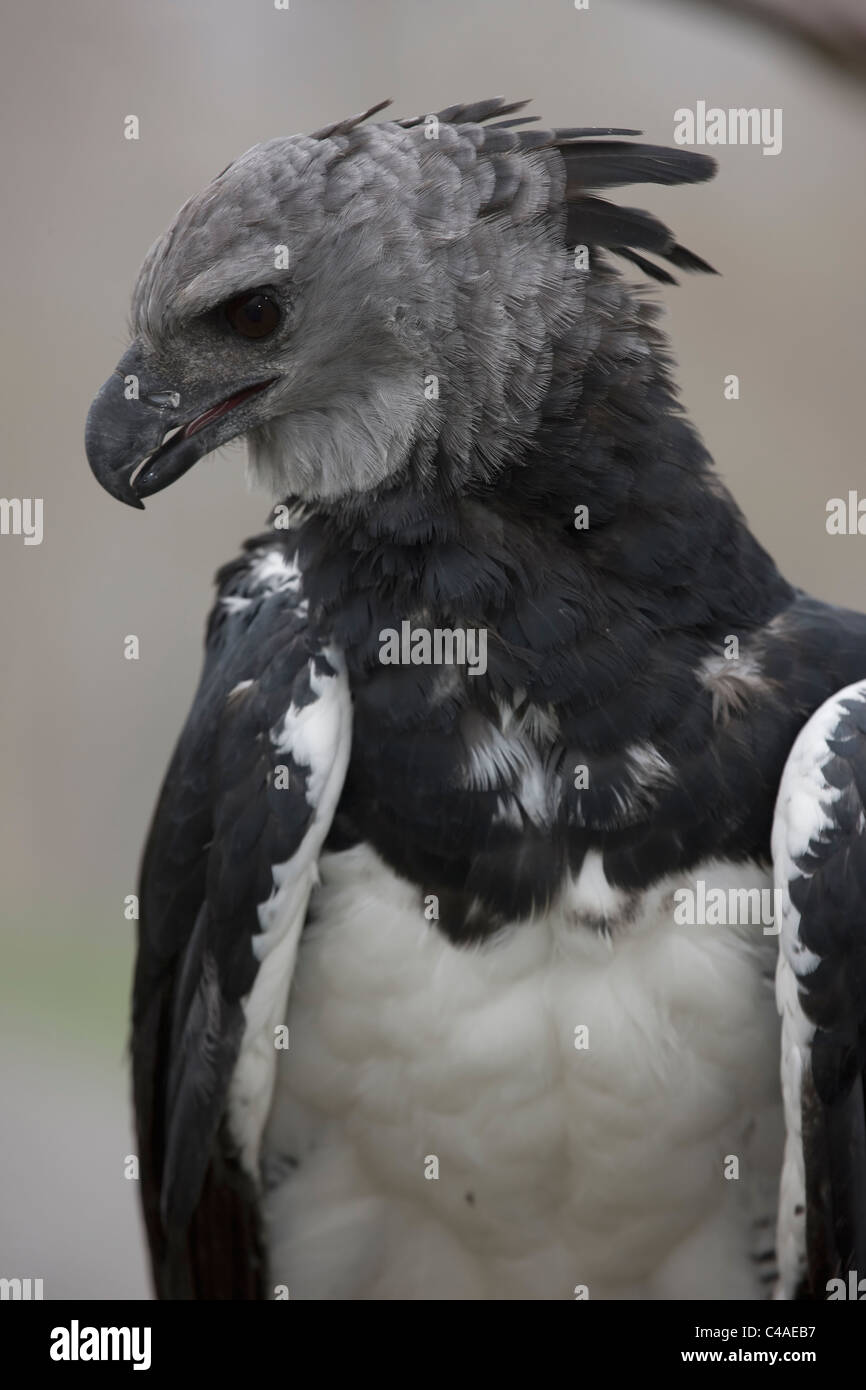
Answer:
[1, 0, 863, 1299]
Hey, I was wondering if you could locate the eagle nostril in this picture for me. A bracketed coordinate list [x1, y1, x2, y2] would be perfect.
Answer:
[144, 390, 182, 409]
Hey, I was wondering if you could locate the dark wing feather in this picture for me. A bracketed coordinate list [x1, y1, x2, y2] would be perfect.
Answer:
[774, 679, 866, 1298]
[133, 535, 350, 1299]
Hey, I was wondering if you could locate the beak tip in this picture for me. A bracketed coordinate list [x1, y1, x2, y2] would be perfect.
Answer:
[85, 364, 158, 511]
[86, 445, 146, 509]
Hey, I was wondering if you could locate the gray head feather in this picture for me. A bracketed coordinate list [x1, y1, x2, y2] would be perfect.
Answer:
[114, 98, 714, 506]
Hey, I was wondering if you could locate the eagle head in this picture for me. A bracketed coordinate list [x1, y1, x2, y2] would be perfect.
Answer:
[85, 98, 714, 510]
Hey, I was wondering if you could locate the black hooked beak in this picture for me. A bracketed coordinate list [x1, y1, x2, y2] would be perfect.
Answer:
[85, 344, 277, 509]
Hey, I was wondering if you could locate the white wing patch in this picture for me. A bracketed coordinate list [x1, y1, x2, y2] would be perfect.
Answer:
[249, 549, 303, 595]
[227, 648, 352, 1180]
[771, 683, 859, 1298]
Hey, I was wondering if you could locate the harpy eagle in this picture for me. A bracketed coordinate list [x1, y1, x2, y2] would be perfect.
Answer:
[85, 98, 866, 1301]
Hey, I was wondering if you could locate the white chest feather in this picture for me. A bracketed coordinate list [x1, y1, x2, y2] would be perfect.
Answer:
[261, 845, 783, 1300]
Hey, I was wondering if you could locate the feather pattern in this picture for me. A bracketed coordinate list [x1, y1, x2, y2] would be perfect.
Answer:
[133, 543, 351, 1297]
[773, 681, 866, 1298]
[83, 95, 866, 1301]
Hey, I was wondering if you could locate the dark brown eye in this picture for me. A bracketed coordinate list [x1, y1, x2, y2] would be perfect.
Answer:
[224, 291, 281, 340]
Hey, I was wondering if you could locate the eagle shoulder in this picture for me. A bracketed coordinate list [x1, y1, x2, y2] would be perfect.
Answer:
[772, 678, 866, 1299]
[133, 533, 351, 1298]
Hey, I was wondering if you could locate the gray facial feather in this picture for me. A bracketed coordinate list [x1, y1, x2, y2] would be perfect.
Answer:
[123, 108, 689, 504]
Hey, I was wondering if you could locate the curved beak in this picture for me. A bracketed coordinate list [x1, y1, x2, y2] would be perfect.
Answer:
[85, 343, 277, 509]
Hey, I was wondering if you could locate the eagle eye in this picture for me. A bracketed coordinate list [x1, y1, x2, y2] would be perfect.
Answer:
[224, 291, 281, 340]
